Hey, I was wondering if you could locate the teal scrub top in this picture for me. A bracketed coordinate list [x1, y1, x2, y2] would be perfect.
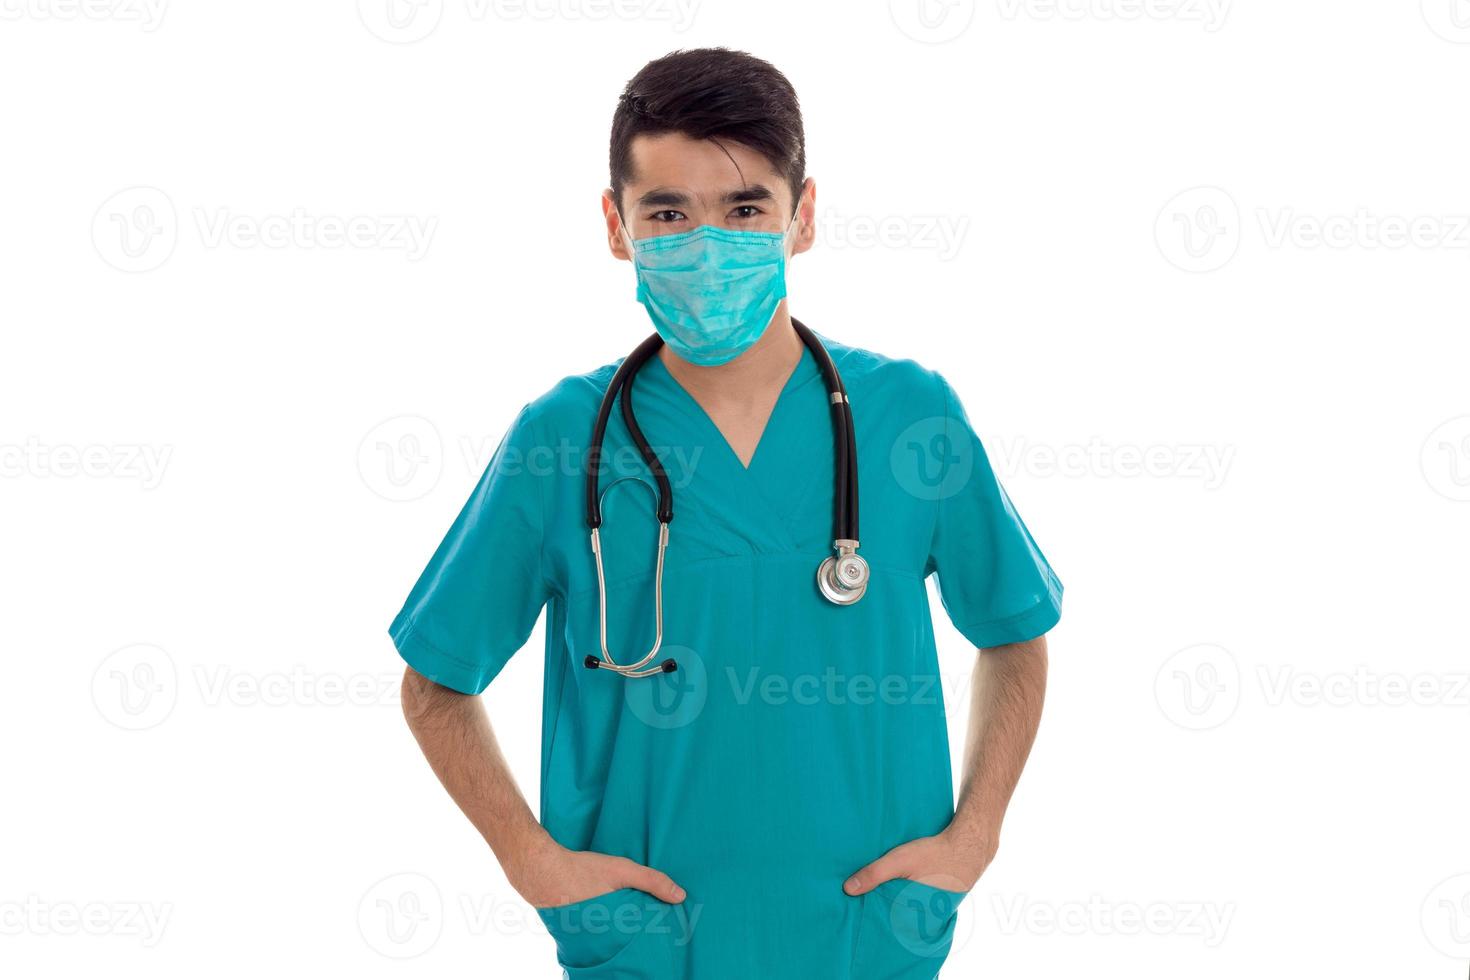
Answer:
[389, 335, 1063, 979]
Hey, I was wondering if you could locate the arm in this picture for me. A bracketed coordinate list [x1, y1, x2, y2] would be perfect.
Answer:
[401, 666, 686, 907]
[844, 634, 1048, 895]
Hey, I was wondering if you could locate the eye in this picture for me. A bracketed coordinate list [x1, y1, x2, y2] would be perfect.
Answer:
[730, 205, 763, 220]
[650, 210, 686, 223]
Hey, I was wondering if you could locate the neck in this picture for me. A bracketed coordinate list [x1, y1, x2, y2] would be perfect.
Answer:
[659, 306, 803, 402]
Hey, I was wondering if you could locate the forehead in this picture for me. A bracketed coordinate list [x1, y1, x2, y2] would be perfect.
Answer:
[623, 132, 786, 202]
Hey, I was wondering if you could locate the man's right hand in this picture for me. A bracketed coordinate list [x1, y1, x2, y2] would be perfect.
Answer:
[509, 832, 687, 909]
[397, 670, 685, 910]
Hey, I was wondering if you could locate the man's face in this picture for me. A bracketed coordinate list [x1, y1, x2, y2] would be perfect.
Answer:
[607, 131, 812, 256]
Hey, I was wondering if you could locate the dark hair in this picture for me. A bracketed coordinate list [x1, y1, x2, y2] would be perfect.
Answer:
[610, 48, 806, 218]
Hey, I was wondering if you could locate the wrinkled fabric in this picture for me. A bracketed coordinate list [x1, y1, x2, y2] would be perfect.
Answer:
[389, 335, 1063, 978]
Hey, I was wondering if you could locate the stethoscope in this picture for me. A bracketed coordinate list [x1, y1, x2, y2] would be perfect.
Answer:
[582, 317, 868, 678]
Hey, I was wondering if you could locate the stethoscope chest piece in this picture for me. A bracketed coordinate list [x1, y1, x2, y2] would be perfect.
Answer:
[817, 539, 868, 605]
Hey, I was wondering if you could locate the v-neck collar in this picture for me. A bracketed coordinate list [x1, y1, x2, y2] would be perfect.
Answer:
[619, 333, 840, 556]
[643, 342, 822, 473]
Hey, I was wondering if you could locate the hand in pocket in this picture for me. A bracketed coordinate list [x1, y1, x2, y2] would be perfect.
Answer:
[512, 836, 686, 910]
[843, 829, 991, 896]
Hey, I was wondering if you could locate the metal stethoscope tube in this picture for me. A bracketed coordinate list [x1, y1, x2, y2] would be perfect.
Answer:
[585, 520, 673, 677]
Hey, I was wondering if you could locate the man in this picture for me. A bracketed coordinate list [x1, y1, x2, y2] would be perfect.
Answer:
[390, 47, 1062, 979]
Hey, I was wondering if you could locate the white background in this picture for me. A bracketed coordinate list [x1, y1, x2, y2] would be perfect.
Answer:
[3, 1, 1469, 977]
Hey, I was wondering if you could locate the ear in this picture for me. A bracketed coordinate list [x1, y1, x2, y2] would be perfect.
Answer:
[602, 189, 633, 261]
[790, 177, 816, 258]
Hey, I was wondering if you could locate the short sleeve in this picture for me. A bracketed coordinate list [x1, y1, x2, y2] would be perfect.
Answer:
[925, 373, 1063, 649]
[388, 405, 552, 694]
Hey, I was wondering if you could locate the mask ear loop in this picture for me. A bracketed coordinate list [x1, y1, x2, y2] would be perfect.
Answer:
[783, 202, 802, 256]
[618, 211, 643, 286]
[779, 201, 805, 298]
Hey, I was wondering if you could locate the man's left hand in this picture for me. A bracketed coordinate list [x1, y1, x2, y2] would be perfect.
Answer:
[842, 824, 998, 896]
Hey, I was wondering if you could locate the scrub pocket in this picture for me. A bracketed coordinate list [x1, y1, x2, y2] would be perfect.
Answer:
[537, 888, 685, 979]
[852, 879, 968, 980]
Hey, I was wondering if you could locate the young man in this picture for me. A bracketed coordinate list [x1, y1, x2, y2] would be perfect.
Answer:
[390, 48, 1062, 979]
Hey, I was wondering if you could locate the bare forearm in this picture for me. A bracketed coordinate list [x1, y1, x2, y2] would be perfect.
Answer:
[844, 634, 1050, 894]
[952, 635, 1048, 846]
[400, 667, 546, 879]
[400, 666, 686, 907]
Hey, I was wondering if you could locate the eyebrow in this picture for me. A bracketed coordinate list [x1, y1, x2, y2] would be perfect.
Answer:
[634, 184, 778, 210]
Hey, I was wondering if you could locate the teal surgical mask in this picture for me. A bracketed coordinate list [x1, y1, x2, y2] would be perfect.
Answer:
[621, 207, 801, 366]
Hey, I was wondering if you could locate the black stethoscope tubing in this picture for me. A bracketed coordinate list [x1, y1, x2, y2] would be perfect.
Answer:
[585, 317, 858, 543]
[581, 318, 864, 676]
